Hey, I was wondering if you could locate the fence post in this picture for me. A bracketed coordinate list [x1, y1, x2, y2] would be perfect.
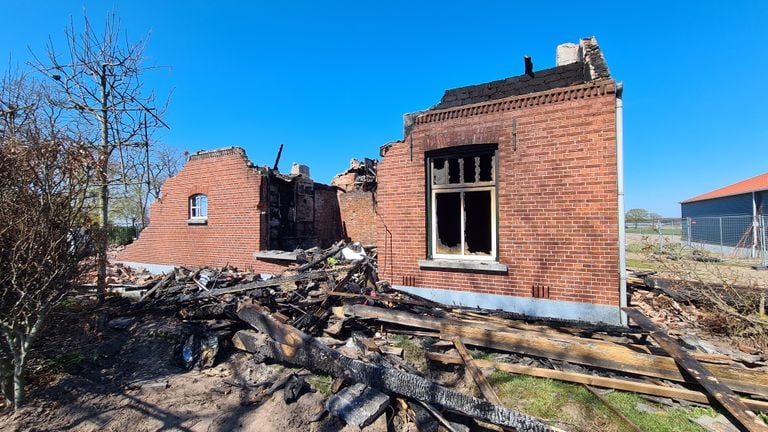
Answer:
[686, 217, 692, 247]
[762, 215, 767, 268]
[657, 218, 663, 249]
[718, 217, 723, 255]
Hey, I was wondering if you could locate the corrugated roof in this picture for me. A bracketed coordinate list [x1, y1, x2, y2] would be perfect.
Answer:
[682, 172, 768, 203]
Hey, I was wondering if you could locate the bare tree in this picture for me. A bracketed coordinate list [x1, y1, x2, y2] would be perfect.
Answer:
[34, 13, 168, 300]
[0, 72, 94, 408]
[112, 143, 184, 230]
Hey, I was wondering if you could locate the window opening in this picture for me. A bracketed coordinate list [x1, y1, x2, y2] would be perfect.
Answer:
[189, 194, 208, 220]
[428, 148, 497, 260]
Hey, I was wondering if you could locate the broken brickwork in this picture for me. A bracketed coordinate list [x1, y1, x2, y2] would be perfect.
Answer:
[332, 159, 378, 246]
[118, 147, 343, 272]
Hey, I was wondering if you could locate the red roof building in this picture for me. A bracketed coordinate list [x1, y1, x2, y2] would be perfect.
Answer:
[682, 172, 768, 203]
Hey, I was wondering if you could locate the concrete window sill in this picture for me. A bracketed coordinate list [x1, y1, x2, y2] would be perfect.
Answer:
[187, 218, 208, 225]
[253, 251, 299, 261]
[418, 259, 508, 273]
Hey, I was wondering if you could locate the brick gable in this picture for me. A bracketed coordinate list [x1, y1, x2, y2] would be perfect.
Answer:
[117, 149, 286, 273]
[377, 80, 620, 311]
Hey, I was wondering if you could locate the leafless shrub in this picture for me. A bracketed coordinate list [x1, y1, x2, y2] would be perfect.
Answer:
[646, 242, 768, 349]
[0, 72, 94, 409]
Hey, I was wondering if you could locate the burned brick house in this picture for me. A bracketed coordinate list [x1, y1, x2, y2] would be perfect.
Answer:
[117, 147, 344, 273]
[376, 37, 626, 325]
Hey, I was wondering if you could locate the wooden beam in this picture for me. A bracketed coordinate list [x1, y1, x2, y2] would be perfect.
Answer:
[326, 291, 434, 307]
[347, 305, 742, 367]
[175, 270, 329, 302]
[139, 272, 174, 302]
[439, 323, 768, 397]
[452, 337, 502, 405]
[623, 307, 768, 432]
[344, 304, 445, 330]
[235, 306, 558, 432]
[582, 384, 643, 432]
[343, 305, 768, 397]
[424, 352, 768, 413]
[294, 240, 345, 272]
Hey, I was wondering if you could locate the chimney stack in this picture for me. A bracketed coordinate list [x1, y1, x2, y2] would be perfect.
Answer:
[291, 163, 310, 177]
[556, 43, 582, 66]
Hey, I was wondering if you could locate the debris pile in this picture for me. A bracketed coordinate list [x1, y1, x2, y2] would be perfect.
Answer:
[331, 158, 377, 192]
[80, 260, 160, 288]
[103, 254, 768, 431]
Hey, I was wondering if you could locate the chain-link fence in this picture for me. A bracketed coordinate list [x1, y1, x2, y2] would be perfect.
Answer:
[626, 215, 767, 267]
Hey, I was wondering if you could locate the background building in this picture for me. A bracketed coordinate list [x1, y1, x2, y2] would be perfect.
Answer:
[680, 172, 768, 256]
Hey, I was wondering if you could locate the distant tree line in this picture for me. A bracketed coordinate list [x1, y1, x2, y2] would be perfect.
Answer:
[625, 208, 665, 228]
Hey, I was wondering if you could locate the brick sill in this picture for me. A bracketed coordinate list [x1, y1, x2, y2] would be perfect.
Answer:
[187, 218, 208, 225]
[418, 259, 508, 273]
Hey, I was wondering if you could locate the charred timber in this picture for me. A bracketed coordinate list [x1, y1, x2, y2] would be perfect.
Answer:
[234, 306, 558, 432]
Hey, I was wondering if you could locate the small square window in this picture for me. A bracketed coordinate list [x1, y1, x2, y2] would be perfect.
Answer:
[189, 194, 208, 222]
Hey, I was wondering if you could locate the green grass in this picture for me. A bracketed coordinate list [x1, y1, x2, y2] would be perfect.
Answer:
[52, 352, 86, 373]
[602, 391, 717, 432]
[626, 243, 657, 254]
[488, 371, 715, 432]
[307, 374, 334, 397]
[56, 295, 81, 311]
[391, 334, 427, 372]
[625, 258, 660, 271]
[626, 228, 682, 235]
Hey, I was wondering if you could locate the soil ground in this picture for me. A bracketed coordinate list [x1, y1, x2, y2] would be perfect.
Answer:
[2, 237, 766, 431]
[0, 299, 387, 432]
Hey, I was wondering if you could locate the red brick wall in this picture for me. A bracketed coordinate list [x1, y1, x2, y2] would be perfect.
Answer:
[377, 81, 620, 306]
[314, 187, 343, 248]
[117, 150, 287, 273]
[339, 190, 377, 246]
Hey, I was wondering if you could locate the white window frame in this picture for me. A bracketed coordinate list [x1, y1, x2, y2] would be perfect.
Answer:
[428, 153, 497, 261]
[189, 194, 208, 221]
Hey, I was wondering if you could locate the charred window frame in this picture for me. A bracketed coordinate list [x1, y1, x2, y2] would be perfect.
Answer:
[426, 145, 498, 261]
[188, 194, 208, 224]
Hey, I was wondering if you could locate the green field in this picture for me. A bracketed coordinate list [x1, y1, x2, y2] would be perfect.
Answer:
[625, 227, 682, 236]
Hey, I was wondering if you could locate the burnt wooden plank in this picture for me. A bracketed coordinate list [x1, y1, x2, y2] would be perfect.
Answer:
[235, 305, 558, 432]
[424, 352, 768, 413]
[439, 322, 768, 397]
[623, 307, 768, 432]
[344, 305, 768, 397]
[452, 337, 502, 405]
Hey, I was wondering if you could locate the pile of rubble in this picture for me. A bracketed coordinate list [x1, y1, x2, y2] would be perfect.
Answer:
[95, 256, 768, 431]
[80, 260, 159, 288]
[331, 158, 377, 192]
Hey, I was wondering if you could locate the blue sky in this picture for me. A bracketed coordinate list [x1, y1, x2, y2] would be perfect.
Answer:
[1, 1, 766, 216]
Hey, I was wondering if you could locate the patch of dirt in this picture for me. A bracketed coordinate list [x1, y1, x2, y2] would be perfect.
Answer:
[0, 299, 378, 432]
